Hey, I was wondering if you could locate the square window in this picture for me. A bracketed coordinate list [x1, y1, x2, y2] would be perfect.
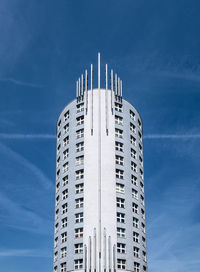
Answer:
[76, 170, 84, 180]
[132, 189, 138, 200]
[117, 259, 126, 269]
[116, 169, 124, 179]
[64, 123, 69, 134]
[133, 217, 139, 228]
[62, 217, 67, 228]
[75, 227, 83, 238]
[61, 247, 67, 258]
[77, 103, 84, 113]
[63, 149, 69, 160]
[75, 212, 83, 223]
[63, 136, 69, 146]
[74, 243, 83, 254]
[115, 103, 123, 112]
[130, 110, 135, 121]
[132, 203, 138, 214]
[61, 232, 67, 243]
[117, 212, 125, 223]
[76, 156, 84, 166]
[76, 142, 84, 152]
[117, 227, 126, 238]
[75, 184, 84, 194]
[130, 123, 136, 134]
[131, 161, 137, 172]
[63, 162, 68, 173]
[116, 155, 124, 166]
[115, 128, 123, 139]
[133, 231, 139, 243]
[60, 262, 67, 272]
[62, 203, 68, 214]
[115, 141, 123, 152]
[131, 175, 138, 186]
[62, 175, 68, 186]
[74, 259, 83, 270]
[64, 111, 69, 121]
[117, 197, 125, 208]
[75, 198, 84, 209]
[54, 237, 58, 248]
[131, 148, 137, 159]
[133, 247, 140, 258]
[134, 262, 140, 272]
[116, 183, 125, 194]
[115, 115, 123, 125]
[76, 116, 84, 126]
[76, 129, 84, 139]
[62, 189, 68, 200]
[130, 135, 136, 146]
[117, 243, 126, 253]
[141, 194, 145, 205]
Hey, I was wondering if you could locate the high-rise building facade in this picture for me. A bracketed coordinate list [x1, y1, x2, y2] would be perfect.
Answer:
[53, 54, 147, 272]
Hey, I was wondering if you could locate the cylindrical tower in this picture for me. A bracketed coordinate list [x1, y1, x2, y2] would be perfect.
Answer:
[53, 54, 147, 272]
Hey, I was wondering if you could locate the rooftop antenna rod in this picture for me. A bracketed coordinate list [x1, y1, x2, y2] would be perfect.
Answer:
[98, 52, 100, 89]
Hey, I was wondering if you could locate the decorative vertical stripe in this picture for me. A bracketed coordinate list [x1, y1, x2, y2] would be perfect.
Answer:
[108, 236, 111, 272]
[85, 70, 88, 114]
[103, 228, 107, 271]
[98, 72, 102, 272]
[94, 228, 97, 272]
[111, 70, 114, 114]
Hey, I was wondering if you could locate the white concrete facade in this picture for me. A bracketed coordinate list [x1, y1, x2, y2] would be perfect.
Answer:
[53, 54, 147, 272]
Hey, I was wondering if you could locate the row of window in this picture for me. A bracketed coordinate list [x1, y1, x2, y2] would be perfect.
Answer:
[117, 212, 145, 230]
[115, 129, 143, 152]
[55, 183, 84, 209]
[57, 102, 84, 129]
[117, 228, 145, 245]
[54, 259, 83, 272]
[57, 141, 84, 166]
[54, 227, 83, 249]
[57, 128, 84, 153]
[55, 260, 146, 272]
[54, 243, 83, 261]
[117, 198, 145, 216]
[117, 260, 146, 271]
[54, 244, 146, 264]
[115, 141, 143, 166]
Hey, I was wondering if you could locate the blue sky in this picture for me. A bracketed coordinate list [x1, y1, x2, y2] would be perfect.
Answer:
[0, 0, 200, 271]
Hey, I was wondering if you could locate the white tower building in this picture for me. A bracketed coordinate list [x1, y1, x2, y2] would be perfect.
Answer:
[53, 54, 147, 272]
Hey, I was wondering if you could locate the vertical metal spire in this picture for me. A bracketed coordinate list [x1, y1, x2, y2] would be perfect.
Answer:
[76, 80, 78, 97]
[111, 69, 114, 114]
[85, 70, 88, 114]
[78, 78, 81, 97]
[118, 77, 120, 97]
[81, 74, 84, 95]
[115, 74, 117, 96]
[91, 64, 93, 90]
[98, 52, 100, 89]
[105, 64, 108, 90]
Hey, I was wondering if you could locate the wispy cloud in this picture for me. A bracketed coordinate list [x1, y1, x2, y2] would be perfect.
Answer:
[144, 134, 200, 139]
[0, 133, 56, 140]
[0, 191, 52, 235]
[0, 248, 51, 258]
[0, 78, 45, 88]
[0, 143, 53, 190]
